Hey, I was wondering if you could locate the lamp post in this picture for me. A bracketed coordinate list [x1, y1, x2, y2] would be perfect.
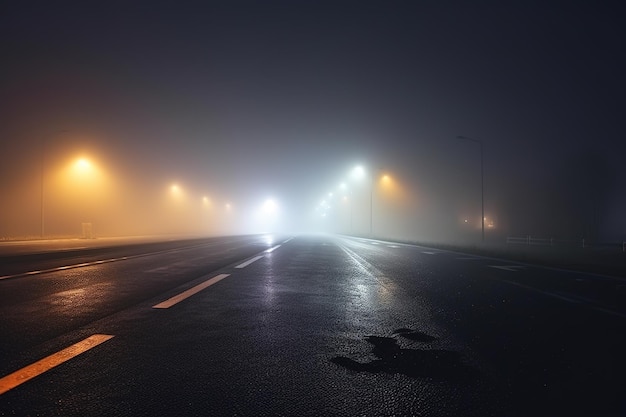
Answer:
[457, 136, 484, 242]
[370, 175, 374, 237]
[40, 148, 45, 237]
[351, 166, 374, 236]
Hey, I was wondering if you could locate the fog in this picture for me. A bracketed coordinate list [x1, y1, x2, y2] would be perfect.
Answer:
[1, 128, 621, 245]
[1, 2, 624, 245]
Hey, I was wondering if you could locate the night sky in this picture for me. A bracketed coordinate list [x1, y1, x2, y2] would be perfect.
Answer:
[1, 1, 624, 242]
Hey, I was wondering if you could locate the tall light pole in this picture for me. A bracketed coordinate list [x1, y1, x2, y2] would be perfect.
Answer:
[40, 148, 45, 237]
[351, 165, 373, 236]
[457, 136, 484, 242]
[369, 175, 373, 237]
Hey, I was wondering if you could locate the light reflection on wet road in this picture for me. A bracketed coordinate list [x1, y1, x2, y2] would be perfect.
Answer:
[0, 234, 625, 416]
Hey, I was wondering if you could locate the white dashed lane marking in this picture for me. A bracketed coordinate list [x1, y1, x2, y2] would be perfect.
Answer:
[235, 256, 264, 269]
[489, 265, 526, 272]
[153, 274, 231, 309]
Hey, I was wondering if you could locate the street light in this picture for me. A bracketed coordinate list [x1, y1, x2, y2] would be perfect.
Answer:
[41, 150, 45, 237]
[457, 135, 485, 242]
[68, 156, 100, 238]
[351, 165, 373, 236]
[41, 148, 100, 237]
[351, 165, 387, 236]
[74, 158, 92, 171]
[170, 183, 181, 195]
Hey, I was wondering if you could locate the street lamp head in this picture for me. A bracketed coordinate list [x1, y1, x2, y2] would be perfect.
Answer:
[71, 158, 95, 176]
[75, 158, 91, 169]
[351, 165, 366, 179]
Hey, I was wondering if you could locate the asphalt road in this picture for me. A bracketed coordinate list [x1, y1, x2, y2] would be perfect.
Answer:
[0, 234, 625, 416]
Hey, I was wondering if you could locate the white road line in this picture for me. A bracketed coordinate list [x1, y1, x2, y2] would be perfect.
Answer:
[0, 334, 114, 395]
[592, 306, 626, 319]
[552, 291, 596, 304]
[1, 256, 127, 280]
[265, 245, 281, 253]
[235, 255, 264, 268]
[489, 265, 526, 272]
[146, 266, 172, 273]
[1, 262, 99, 280]
[422, 251, 438, 255]
[501, 279, 581, 303]
[152, 274, 231, 309]
[500, 279, 626, 319]
[0, 245, 210, 281]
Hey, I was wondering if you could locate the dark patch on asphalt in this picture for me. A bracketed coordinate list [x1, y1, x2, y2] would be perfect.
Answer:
[332, 331, 477, 381]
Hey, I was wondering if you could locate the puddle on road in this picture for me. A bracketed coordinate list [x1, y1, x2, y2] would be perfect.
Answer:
[331, 328, 477, 381]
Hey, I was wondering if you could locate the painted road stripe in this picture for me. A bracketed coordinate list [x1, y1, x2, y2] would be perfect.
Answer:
[152, 274, 231, 309]
[0, 257, 126, 281]
[0, 334, 114, 395]
[422, 251, 438, 255]
[490, 265, 526, 272]
[265, 245, 281, 253]
[0, 244, 204, 281]
[235, 256, 264, 269]
[499, 279, 626, 319]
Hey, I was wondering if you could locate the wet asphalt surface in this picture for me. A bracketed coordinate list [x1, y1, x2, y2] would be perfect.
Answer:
[0, 234, 625, 416]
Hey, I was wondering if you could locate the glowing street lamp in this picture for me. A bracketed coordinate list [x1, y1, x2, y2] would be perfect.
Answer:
[351, 165, 386, 236]
[69, 156, 104, 237]
[351, 165, 366, 180]
[262, 198, 278, 215]
[74, 158, 91, 171]
[53, 154, 107, 237]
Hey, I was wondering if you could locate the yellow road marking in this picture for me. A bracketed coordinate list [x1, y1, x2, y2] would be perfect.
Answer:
[0, 334, 114, 395]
